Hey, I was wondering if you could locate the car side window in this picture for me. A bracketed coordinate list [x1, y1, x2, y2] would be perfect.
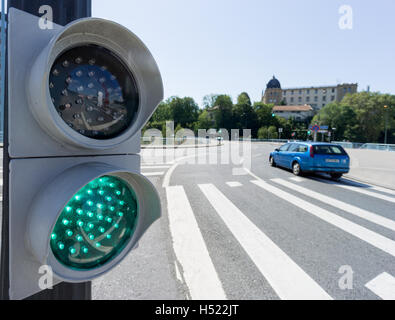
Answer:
[288, 144, 300, 152]
[298, 145, 308, 153]
[279, 144, 290, 152]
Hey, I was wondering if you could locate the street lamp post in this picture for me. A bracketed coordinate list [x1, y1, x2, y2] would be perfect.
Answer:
[384, 105, 388, 145]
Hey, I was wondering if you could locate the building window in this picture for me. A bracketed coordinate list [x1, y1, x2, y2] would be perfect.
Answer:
[323, 89, 327, 94]
[323, 96, 326, 101]
[314, 96, 318, 102]
[348, 87, 352, 92]
[298, 97, 302, 102]
[283, 91, 286, 95]
[306, 89, 310, 94]
[332, 88, 335, 93]
[306, 96, 310, 102]
[290, 97, 294, 103]
[299, 90, 302, 94]
[291, 90, 294, 95]
[331, 95, 335, 101]
[315, 89, 318, 94]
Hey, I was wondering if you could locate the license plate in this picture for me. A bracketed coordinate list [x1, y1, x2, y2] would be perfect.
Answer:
[326, 159, 340, 163]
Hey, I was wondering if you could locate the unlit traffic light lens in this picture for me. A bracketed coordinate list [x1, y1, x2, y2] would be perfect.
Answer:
[50, 176, 138, 270]
[49, 44, 139, 140]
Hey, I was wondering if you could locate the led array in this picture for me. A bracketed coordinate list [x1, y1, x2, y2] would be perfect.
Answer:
[50, 175, 138, 270]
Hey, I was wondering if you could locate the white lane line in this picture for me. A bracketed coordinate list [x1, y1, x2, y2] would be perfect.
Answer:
[226, 181, 242, 188]
[271, 178, 395, 232]
[141, 165, 171, 169]
[198, 183, 332, 300]
[314, 178, 395, 204]
[142, 172, 165, 177]
[251, 179, 395, 258]
[290, 177, 305, 183]
[166, 186, 226, 300]
[365, 272, 395, 300]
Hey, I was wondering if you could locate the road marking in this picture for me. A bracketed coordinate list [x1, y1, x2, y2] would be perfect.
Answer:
[251, 179, 395, 258]
[166, 185, 226, 300]
[141, 171, 165, 177]
[369, 185, 395, 197]
[198, 183, 332, 300]
[271, 178, 395, 232]
[141, 165, 171, 169]
[226, 181, 242, 187]
[365, 272, 395, 300]
[290, 177, 305, 183]
[314, 178, 395, 204]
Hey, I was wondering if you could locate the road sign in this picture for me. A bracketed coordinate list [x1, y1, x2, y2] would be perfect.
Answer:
[311, 125, 320, 132]
[5, 8, 163, 299]
[278, 128, 283, 133]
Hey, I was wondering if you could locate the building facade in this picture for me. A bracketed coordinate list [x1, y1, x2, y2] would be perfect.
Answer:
[262, 76, 358, 111]
[272, 105, 314, 121]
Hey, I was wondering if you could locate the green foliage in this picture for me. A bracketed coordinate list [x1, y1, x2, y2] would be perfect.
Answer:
[313, 92, 395, 143]
[144, 90, 394, 142]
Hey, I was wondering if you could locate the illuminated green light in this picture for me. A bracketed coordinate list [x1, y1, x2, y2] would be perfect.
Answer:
[66, 229, 73, 237]
[50, 175, 138, 270]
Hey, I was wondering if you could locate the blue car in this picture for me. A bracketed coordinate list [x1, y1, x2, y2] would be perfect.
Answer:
[269, 142, 350, 179]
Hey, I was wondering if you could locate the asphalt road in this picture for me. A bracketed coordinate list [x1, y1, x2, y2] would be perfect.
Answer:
[92, 142, 395, 300]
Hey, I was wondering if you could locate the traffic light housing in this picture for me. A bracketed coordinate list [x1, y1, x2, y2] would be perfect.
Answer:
[7, 8, 163, 299]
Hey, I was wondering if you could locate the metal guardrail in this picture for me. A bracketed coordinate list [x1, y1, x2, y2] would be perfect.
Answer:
[332, 141, 395, 152]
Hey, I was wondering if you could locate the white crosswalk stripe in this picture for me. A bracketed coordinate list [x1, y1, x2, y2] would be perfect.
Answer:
[313, 178, 395, 204]
[271, 178, 395, 232]
[251, 179, 395, 257]
[142, 171, 165, 177]
[226, 181, 242, 187]
[166, 185, 227, 300]
[365, 272, 395, 300]
[198, 183, 332, 300]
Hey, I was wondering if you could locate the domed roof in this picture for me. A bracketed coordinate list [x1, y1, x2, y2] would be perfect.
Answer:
[266, 76, 281, 89]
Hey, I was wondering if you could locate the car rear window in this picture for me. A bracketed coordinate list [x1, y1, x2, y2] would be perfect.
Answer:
[313, 145, 347, 155]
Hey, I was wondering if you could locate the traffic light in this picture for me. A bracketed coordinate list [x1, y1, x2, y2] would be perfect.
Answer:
[7, 8, 163, 299]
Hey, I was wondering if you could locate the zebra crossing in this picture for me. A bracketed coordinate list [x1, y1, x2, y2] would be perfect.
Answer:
[141, 163, 172, 177]
[164, 172, 395, 300]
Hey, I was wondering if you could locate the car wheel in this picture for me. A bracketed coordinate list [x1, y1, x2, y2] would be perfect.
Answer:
[292, 162, 302, 176]
[269, 156, 276, 167]
[330, 173, 343, 180]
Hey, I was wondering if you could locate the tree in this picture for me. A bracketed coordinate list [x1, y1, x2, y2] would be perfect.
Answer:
[168, 96, 199, 129]
[233, 92, 258, 136]
[195, 110, 214, 130]
[212, 94, 234, 131]
[257, 127, 268, 139]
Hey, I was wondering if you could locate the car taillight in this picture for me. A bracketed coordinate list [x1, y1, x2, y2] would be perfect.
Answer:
[310, 146, 314, 158]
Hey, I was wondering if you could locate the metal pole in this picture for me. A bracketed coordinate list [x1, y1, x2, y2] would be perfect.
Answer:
[2, 0, 92, 301]
[384, 106, 388, 145]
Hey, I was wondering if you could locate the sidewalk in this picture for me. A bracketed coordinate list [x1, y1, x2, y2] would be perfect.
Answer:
[345, 149, 395, 190]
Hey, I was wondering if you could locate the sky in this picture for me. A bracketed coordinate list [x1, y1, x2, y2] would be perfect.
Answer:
[92, 0, 395, 107]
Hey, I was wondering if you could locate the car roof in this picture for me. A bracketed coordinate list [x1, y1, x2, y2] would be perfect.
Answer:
[283, 142, 341, 146]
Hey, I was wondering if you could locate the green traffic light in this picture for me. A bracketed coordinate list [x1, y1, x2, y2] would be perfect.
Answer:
[50, 175, 138, 270]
